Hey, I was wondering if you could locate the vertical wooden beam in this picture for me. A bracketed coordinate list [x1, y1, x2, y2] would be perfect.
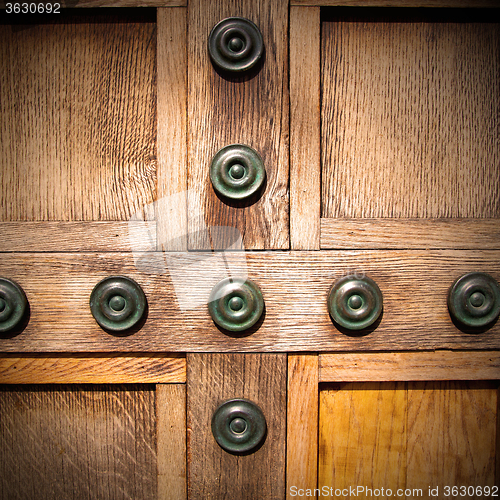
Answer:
[157, 7, 188, 251]
[290, 7, 321, 250]
[187, 353, 287, 499]
[187, 0, 289, 250]
[287, 354, 319, 499]
[157, 384, 187, 500]
[407, 382, 497, 498]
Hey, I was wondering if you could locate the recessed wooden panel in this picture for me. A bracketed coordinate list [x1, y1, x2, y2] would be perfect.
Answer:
[0, 11, 156, 221]
[407, 381, 497, 497]
[187, 0, 289, 250]
[319, 382, 407, 494]
[0, 250, 499, 352]
[187, 353, 286, 499]
[0, 384, 156, 499]
[321, 10, 500, 219]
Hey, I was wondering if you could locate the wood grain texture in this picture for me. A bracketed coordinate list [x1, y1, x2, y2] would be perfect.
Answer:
[157, 384, 187, 500]
[1, 250, 500, 352]
[290, 7, 321, 250]
[187, 353, 286, 499]
[293, 0, 500, 6]
[0, 222, 156, 252]
[321, 218, 500, 250]
[319, 382, 407, 494]
[187, 0, 289, 250]
[320, 351, 500, 382]
[0, 1, 186, 6]
[157, 8, 188, 251]
[0, 12, 156, 221]
[0, 384, 156, 500]
[407, 381, 497, 497]
[0, 354, 186, 384]
[287, 355, 319, 499]
[321, 12, 500, 219]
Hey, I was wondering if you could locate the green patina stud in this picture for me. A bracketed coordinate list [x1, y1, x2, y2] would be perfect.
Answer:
[90, 276, 146, 332]
[448, 272, 500, 329]
[210, 144, 266, 201]
[211, 398, 266, 454]
[208, 17, 264, 73]
[0, 278, 28, 333]
[328, 275, 383, 331]
[208, 277, 264, 332]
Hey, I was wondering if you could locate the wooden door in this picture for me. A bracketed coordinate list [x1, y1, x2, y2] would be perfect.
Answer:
[1, 1, 499, 499]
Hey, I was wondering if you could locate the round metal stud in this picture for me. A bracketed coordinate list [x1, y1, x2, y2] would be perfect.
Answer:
[210, 144, 266, 200]
[0, 278, 28, 333]
[208, 17, 264, 73]
[448, 272, 500, 329]
[90, 276, 146, 332]
[328, 275, 383, 331]
[211, 398, 266, 454]
[208, 277, 264, 332]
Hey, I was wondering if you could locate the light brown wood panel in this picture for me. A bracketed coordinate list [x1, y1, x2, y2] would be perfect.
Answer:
[321, 10, 500, 219]
[157, 384, 186, 500]
[321, 219, 500, 250]
[0, 11, 156, 221]
[187, 0, 289, 250]
[320, 351, 500, 382]
[0, 384, 156, 499]
[157, 7, 188, 251]
[292, 0, 500, 6]
[187, 353, 286, 499]
[290, 7, 321, 250]
[0, 250, 499, 352]
[319, 382, 407, 496]
[0, 354, 186, 384]
[287, 354, 319, 498]
[407, 381, 497, 497]
[0, 221, 156, 252]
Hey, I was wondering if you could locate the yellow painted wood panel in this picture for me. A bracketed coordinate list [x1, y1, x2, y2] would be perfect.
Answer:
[0, 12, 156, 221]
[321, 12, 500, 219]
[319, 382, 407, 498]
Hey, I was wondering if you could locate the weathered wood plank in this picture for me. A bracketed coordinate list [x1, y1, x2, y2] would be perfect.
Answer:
[157, 7, 188, 251]
[0, 354, 186, 384]
[0, 12, 156, 221]
[187, 354, 286, 499]
[157, 384, 187, 500]
[293, 0, 500, 6]
[287, 355, 319, 499]
[187, 0, 289, 250]
[0, 250, 499, 352]
[1, 1, 185, 6]
[0, 222, 156, 253]
[407, 382, 497, 497]
[321, 218, 500, 250]
[320, 351, 500, 382]
[290, 7, 321, 250]
[321, 12, 500, 219]
[319, 382, 407, 494]
[0, 385, 157, 500]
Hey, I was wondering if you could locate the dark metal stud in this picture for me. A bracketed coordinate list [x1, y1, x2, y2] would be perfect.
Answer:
[211, 398, 266, 454]
[210, 144, 266, 200]
[90, 276, 146, 332]
[328, 275, 383, 331]
[448, 272, 500, 329]
[0, 278, 28, 333]
[208, 277, 264, 332]
[208, 17, 264, 73]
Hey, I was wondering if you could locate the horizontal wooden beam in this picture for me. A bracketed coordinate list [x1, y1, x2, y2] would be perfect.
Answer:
[0, 0, 186, 7]
[0, 250, 499, 352]
[0, 354, 186, 383]
[321, 218, 500, 250]
[319, 351, 500, 382]
[291, 0, 500, 6]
